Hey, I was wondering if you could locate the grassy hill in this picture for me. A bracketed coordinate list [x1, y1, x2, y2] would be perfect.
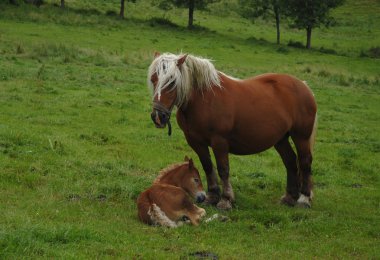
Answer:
[0, 0, 379, 258]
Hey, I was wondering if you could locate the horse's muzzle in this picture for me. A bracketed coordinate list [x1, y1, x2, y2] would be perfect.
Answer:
[151, 110, 168, 128]
[196, 191, 206, 203]
[151, 109, 173, 136]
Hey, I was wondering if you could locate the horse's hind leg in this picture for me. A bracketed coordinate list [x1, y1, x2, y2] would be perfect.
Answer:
[275, 136, 300, 206]
[292, 136, 313, 208]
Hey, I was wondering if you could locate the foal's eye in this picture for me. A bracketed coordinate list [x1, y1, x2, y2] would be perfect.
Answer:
[194, 178, 199, 183]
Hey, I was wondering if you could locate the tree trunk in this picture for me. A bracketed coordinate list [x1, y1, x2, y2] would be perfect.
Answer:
[306, 26, 312, 49]
[274, 6, 280, 44]
[120, 0, 125, 19]
[60, 0, 64, 9]
[9, 0, 18, 5]
[188, 0, 195, 29]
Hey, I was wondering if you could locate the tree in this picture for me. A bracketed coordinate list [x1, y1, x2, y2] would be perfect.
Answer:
[286, 0, 345, 49]
[60, 0, 64, 9]
[120, 0, 125, 18]
[240, 0, 283, 44]
[23, 0, 44, 6]
[119, 0, 136, 19]
[159, 0, 217, 29]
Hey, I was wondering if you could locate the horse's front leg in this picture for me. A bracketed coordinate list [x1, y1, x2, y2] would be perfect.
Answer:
[186, 138, 221, 205]
[212, 138, 234, 210]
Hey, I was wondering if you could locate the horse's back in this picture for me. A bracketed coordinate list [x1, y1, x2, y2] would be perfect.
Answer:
[244, 73, 315, 103]
[242, 73, 316, 136]
[238, 73, 316, 120]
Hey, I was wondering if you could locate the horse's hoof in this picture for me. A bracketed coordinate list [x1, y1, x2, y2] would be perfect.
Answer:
[280, 193, 297, 207]
[296, 194, 312, 208]
[204, 193, 220, 205]
[216, 198, 232, 210]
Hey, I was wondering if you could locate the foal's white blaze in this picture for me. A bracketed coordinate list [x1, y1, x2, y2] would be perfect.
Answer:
[148, 203, 177, 228]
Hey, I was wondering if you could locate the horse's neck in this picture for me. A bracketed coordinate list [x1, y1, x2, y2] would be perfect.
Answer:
[179, 81, 220, 113]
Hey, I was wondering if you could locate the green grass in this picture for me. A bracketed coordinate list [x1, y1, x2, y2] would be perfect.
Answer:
[0, 0, 379, 258]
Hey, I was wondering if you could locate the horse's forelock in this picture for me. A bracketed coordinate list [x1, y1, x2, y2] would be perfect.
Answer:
[148, 53, 221, 107]
[148, 54, 182, 102]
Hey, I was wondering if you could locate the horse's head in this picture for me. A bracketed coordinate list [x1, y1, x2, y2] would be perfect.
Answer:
[148, 52, 188, 135]
[180, 156, 206, 203]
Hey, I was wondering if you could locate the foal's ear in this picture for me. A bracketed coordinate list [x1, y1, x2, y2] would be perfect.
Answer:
[177, 54, 188, 67]
[188, 158, 194, 169]
[184, 155, 190, 161]
[154, 51, 161, 59]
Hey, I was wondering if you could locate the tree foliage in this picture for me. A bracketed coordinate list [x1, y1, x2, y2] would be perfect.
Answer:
[239, 0, 284, 44]
[286, 0, 345, 48]
[158, 0, 218, 28]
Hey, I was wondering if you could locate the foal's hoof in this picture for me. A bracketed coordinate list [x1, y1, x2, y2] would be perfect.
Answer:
[216, 198, 232, 210]
[296, 194, 312, 208]
[198, 208, 206, 218]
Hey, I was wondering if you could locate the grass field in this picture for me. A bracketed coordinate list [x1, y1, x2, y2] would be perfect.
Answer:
[0, 0, 379, 258]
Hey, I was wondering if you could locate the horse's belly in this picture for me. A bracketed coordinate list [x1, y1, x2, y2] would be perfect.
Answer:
[228, 138, 275, 155]
[227, 126, 287, 155]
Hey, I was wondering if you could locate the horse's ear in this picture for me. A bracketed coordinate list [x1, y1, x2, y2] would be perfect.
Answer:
[184, 155, 190, 162]
[177, 54, 188, 67]
[188, 158, 194, 169]
[154, 51, 161, 59]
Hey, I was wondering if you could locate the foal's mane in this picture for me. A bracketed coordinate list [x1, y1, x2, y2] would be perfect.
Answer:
[153, 161, 188, 184]
[147, 53, 222, 107]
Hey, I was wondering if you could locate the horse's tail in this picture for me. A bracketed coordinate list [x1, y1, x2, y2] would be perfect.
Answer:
[309, 113, 318, 155]
[148, 203, 178, 228]
[302, 80, 317, 155]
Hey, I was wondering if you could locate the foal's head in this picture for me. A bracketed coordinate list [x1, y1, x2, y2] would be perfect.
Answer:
[154, 156, 206, 203]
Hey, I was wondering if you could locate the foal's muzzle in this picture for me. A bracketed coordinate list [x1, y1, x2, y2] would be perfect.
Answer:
[196, 191, 206, 203]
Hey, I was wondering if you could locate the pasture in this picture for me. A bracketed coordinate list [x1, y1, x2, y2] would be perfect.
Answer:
[0, 0, 379, 258]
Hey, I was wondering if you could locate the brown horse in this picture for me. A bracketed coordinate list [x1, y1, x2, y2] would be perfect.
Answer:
[147, 52, 317, 210]
[137, 157, 206, 227]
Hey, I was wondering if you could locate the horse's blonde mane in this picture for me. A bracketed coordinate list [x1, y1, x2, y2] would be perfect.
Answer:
[153, 161, 188, 184]
[147, 53, 221, 107]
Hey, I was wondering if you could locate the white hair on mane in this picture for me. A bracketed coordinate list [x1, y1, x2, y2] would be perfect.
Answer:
[147, 53, 221, 107]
